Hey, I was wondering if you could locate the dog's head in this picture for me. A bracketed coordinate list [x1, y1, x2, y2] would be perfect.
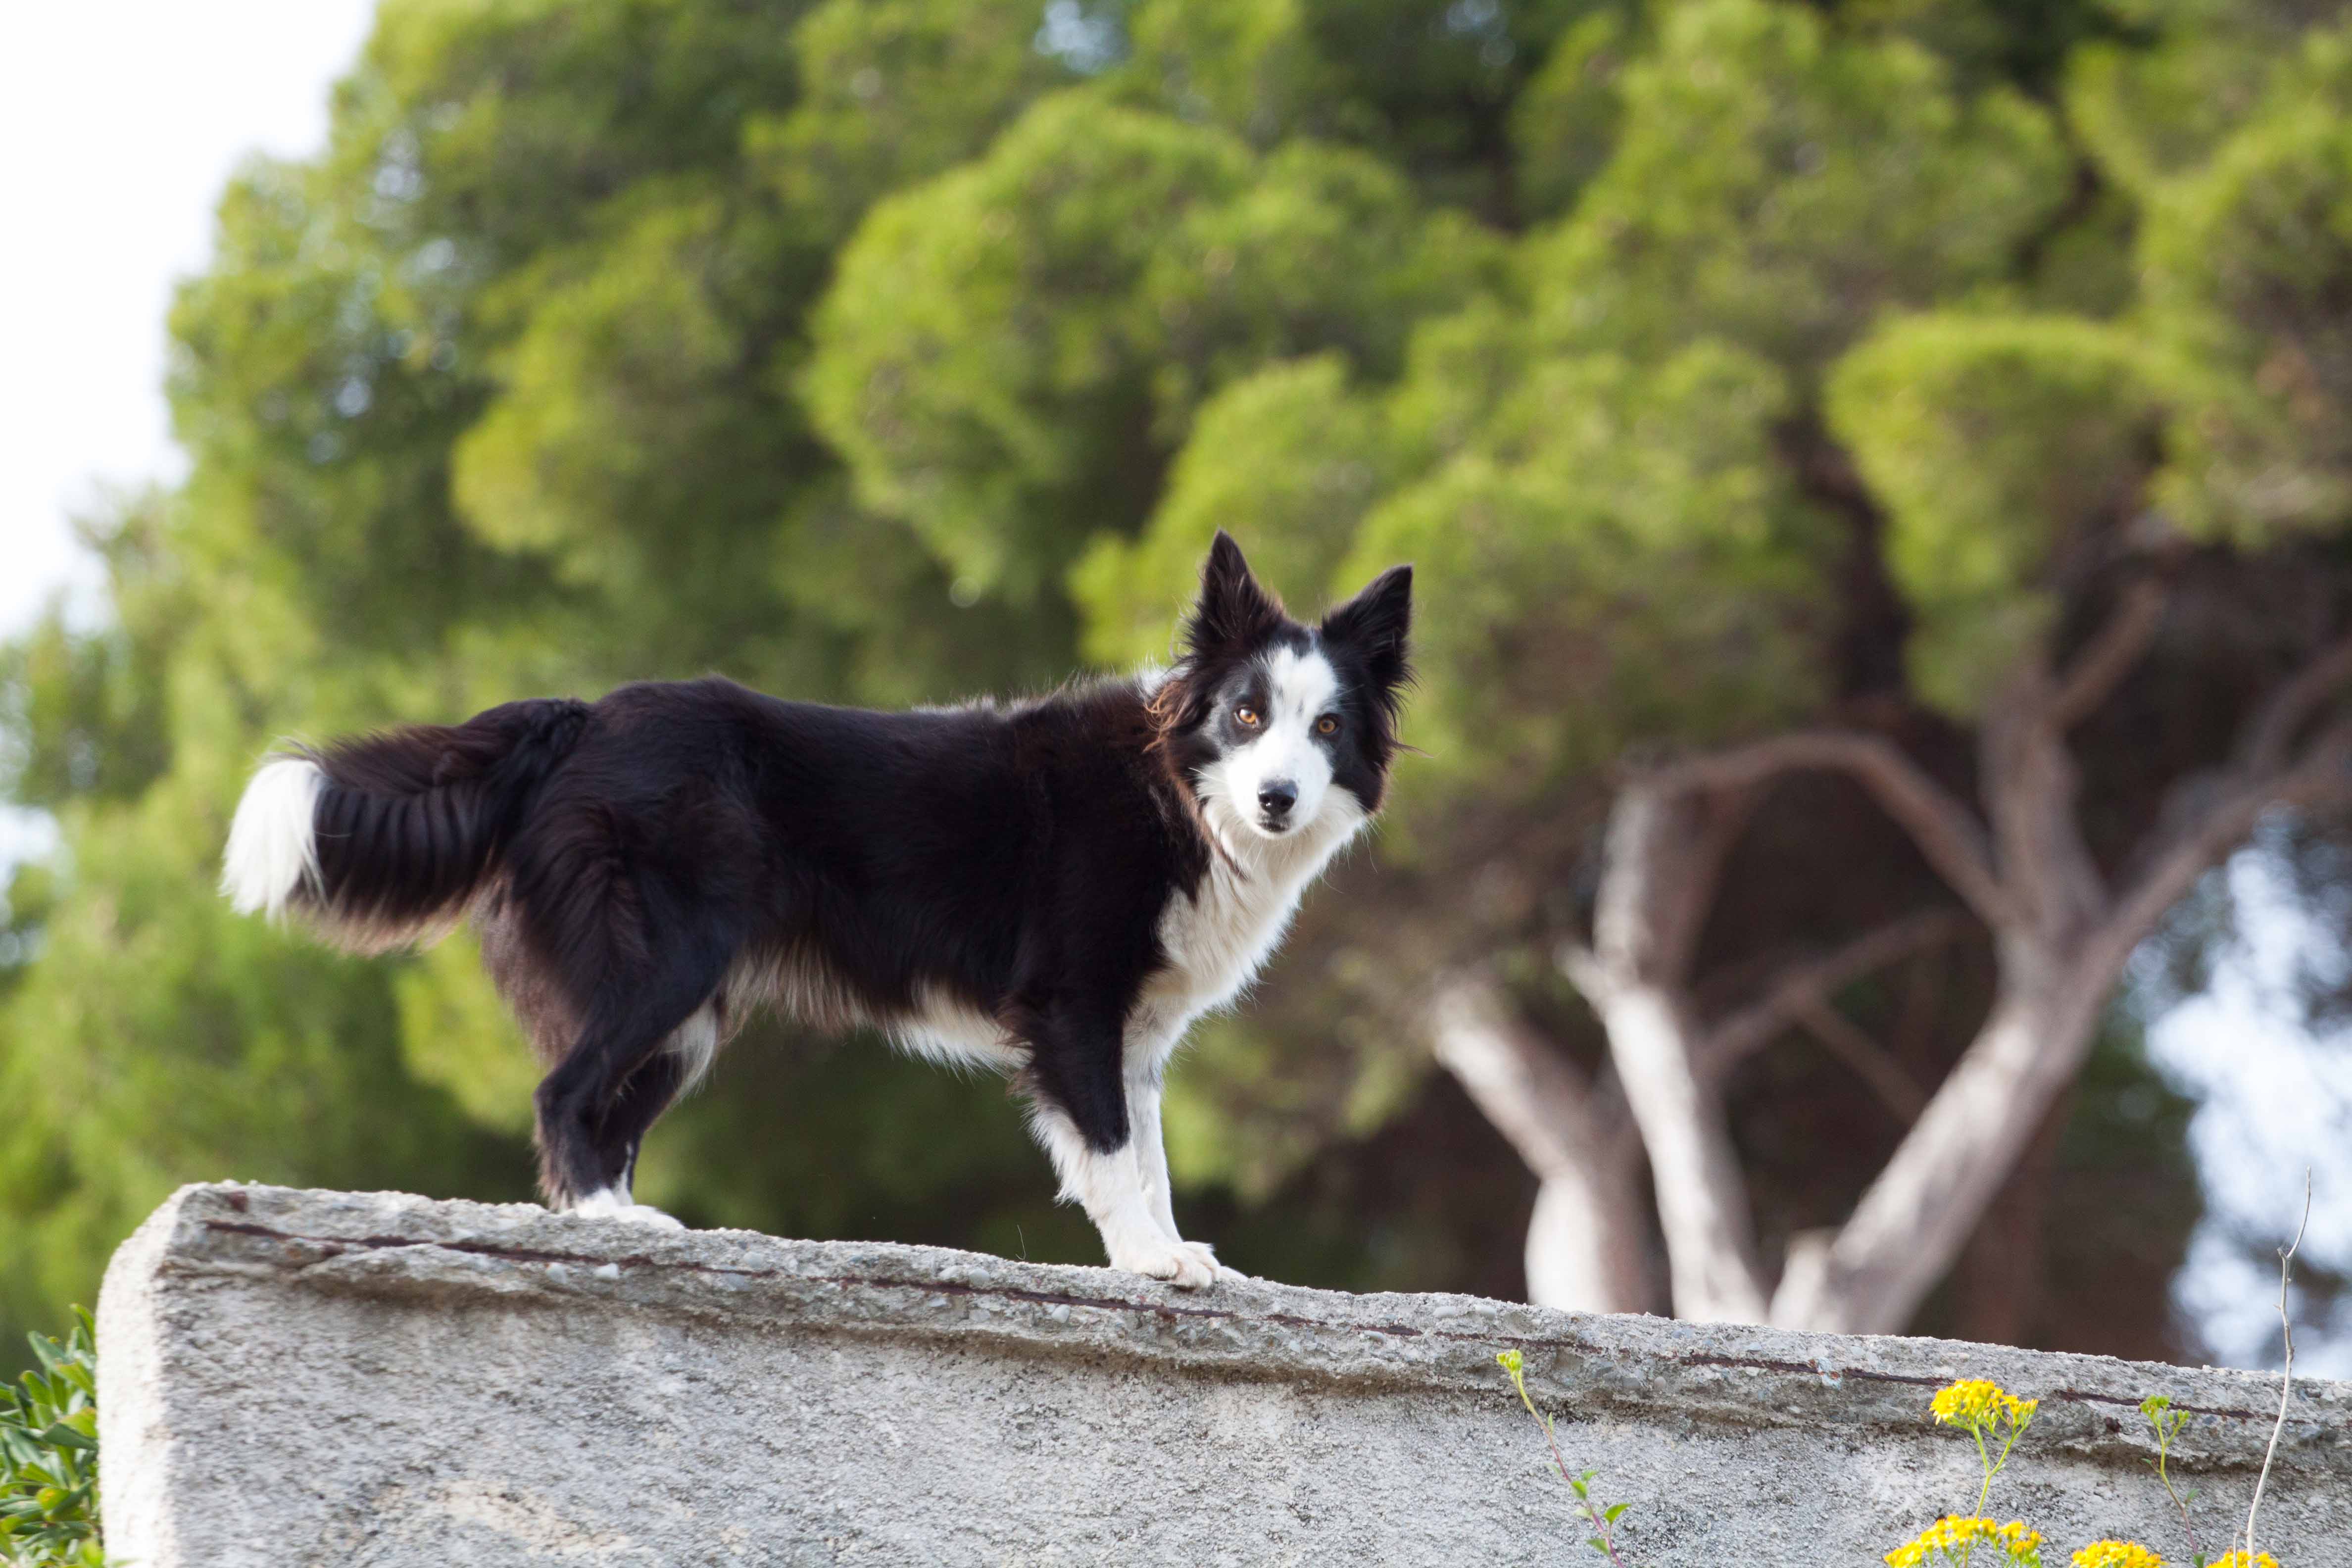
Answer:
[1155, 532, 1412, 845]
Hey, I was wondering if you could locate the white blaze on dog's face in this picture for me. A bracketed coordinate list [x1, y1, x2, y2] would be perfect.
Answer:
[1199, 642, 1349, 841]
[1172, 530, 1411, 850]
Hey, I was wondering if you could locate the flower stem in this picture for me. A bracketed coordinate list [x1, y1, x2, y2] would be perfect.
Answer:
[1506, 1360, 1628, 1568]
[2151, 1414, 2201, 1563]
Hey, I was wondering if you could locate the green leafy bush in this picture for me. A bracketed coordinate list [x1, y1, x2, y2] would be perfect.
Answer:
[0, 1312, 103, 1568]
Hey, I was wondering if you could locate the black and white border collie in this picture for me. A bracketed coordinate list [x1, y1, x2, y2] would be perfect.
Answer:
[221, 533, 1410, 1287]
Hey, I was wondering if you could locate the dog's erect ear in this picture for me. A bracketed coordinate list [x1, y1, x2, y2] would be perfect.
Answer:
[1186, 530, 1282, 657]
[1323, 563, 1412, 687]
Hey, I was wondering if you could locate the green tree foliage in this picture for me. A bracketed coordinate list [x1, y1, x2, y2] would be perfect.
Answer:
[1828, 313, 2162, 711]
[1528, 0, 2071, 379]
[1341, 341, 1822, 793]
[2142, 66, 2352, 543]
[7, 0, 2352, 1358]
[1074, 354, 1396, 663]
[1117, 0, 1611, 218]
[758, 0, 1078, 240]
[806, 93, 1495, 601]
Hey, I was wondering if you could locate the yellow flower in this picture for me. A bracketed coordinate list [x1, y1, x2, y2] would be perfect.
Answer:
[1884, 1516, 2044, 1566]
[1931, 1379, 2038, 1431]
[1933, 1380, 2008, 1426]
[2208, 1555, 2280, 1568]
[2072, 1543, 2165, 1568]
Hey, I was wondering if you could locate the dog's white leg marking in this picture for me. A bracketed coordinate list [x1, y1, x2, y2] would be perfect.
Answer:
[221, 756, 326, 919]
[1032, 1107, 1218, 1288]
[1128, 1076, 1223, 1279]
[570, 1183, 687, 1231]
[1130, 1078, 1180, 1240]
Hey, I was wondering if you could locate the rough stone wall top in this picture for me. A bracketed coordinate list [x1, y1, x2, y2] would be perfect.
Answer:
[100, 1184, 2352, 1565]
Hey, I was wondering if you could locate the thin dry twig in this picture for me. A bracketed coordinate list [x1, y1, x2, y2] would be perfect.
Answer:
[2243, 1171, 2311, 1567]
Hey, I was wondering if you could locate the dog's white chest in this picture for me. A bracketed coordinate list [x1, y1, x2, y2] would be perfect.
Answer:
[1139, 815, 1359, 1057]
[1154, 859, 1304, 1015]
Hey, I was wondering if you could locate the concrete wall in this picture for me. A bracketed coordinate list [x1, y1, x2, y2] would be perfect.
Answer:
[99, 1183, 2350, 1565]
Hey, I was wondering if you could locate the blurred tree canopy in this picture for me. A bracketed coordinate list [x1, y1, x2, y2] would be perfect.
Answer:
[8, 0, 2352, 1359]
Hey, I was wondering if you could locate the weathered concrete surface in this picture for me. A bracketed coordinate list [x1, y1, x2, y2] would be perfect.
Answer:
[100, 1184, 2350, 1566]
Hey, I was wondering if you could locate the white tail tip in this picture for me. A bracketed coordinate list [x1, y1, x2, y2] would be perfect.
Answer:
[221, 757, 325, 920]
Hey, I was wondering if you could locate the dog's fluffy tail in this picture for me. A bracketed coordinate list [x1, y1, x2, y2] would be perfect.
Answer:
[222, 697, 592, 951]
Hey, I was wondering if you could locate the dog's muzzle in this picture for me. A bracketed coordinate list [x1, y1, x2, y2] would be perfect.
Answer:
[1257, 780, 1297, 831]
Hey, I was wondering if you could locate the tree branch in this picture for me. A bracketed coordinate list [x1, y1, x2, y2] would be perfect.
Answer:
[1651, 734, 2017, 931]
[1805, 636, 2352, 1332]
[2050, 579, 2166, 731]
[1559, 940, 1607, 1007]
[2100, 718, 2352, 980]
[2104, 630, 2352, 976]
[2243, 628, 2352, 776]
[1588, 784, 1749, 990]
[1793, 995, 1930, 1124]
[1768, 985, 2110, 1334]
[1429, 974, 1629, 1182]
[1978, 664, 2110, 939]
[1698, 909, 1968, 1080]
[1783, 715, 2352, 1335]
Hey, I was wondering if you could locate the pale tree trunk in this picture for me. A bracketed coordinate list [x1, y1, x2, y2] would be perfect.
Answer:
[1580, 981, 1762, 1320]
[1951, 1088, 2070, 1346]
[1551, 584, 2352, 1333]
[1769, 982, 2108, 1330]
[1562, 786, 1773, 1321]
[1428, 975, 1657, 1315]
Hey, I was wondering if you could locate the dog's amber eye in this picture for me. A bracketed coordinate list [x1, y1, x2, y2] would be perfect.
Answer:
[1235, 705, 1260, 727]
[1316, 715, 1338, 735]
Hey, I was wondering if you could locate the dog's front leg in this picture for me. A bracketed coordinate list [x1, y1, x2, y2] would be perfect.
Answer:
[1129, 1073, 1180, 1240]
[1031, 1106, 1217, 1288]
[1127, 1070, 1222, 1280]
[1022, 996, 1219, 1288]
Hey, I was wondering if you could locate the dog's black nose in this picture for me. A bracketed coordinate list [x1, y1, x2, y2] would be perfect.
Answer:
[1258, 781, 1297, 820]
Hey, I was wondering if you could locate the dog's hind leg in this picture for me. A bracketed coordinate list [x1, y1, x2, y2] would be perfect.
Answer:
[533, 923, 734, 1229]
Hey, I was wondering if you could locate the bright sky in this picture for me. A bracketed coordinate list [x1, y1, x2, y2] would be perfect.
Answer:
[2148, 838, 2352, 1377]
[0, 0, 2341, 1372]
[0, 2, 380, 638]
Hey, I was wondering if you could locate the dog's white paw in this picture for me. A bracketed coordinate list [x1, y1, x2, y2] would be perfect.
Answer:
[569, 1191, 687, 1230]
[1112, 1236, 1222, 1289]
[1172, 1239, 1224, 1286]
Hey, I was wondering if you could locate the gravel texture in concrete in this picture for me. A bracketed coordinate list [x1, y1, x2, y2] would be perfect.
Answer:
[98, 1183, 2351, 1565]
